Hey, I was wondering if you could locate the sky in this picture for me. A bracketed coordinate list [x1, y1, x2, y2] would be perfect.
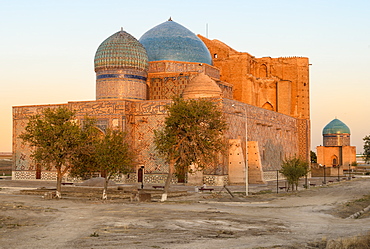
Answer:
[1, 0, 370, 153]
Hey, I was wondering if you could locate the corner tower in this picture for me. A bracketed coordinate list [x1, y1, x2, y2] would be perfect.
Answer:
[94, 29, 149, 100]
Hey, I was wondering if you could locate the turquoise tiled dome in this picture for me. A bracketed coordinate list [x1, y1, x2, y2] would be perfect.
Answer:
[322, 119, 351, 135]
[94, 30, 149, 71]
[139, 20, 213, 65]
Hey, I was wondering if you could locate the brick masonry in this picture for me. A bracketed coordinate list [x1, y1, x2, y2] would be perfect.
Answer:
[13, 97, 304, 184]
[12, 31, 310, 185]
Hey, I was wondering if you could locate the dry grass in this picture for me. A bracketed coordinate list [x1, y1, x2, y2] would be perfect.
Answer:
[327, 195, 370, 219]
[325, 233, 370, 249]
[301, 233, 370, 249]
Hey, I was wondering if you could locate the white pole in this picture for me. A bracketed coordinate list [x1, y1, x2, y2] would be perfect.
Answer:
[245, 107, 248, 196]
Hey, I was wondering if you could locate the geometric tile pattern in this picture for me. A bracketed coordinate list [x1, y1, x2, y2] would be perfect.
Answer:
[297, 118, 310, 162]
[13, 97, 307, 184]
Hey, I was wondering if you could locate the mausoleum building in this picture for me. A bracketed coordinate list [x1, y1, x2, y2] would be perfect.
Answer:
[13, 19, 311, 185]
[316, 118, 356, 174]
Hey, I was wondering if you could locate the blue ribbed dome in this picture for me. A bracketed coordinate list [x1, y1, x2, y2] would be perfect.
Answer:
[139, 20, 213, 65]
[323, 119, 351, 135]
[94, 30, 148, 71]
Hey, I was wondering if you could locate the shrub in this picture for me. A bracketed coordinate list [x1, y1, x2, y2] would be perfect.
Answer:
[279, 157, 309, 191]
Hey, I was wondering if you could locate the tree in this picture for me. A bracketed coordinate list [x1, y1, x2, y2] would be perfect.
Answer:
[154, 97, 227, 201]
[71, 128, 135, 200]
[19, 107, 82, 198]
[310, 151, 317, 163]
[69, 117, 101, 180]
[279, 157, 309, 191]
[363, 135, 370, 163]
[93, 129, 135, 200]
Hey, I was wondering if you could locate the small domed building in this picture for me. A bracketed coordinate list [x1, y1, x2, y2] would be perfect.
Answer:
[12, 19, 311, 185]
[316, 118, 356, 175]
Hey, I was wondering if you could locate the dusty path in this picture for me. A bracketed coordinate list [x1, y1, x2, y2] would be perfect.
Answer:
[0, 178, 369, 249]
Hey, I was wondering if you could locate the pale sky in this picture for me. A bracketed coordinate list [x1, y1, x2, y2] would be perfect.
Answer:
[1, 0, 369, 153]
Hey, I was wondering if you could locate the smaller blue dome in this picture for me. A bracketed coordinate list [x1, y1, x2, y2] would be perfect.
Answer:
[94, 30, 148, 71]
[323, 119, 350, 135]
[139, 20, 213, 65]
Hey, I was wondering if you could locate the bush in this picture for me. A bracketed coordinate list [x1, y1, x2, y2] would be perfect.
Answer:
[279, 157, 309, 191]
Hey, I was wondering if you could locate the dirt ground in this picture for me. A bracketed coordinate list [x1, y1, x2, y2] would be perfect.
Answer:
[0, 177, 370, 249]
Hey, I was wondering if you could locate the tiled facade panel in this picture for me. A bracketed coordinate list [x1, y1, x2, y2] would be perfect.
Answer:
[244, 103, 299, 172]
[13, 97, 304, 183]
[297, 118, 310, 161]
[148, 61, 232, 100]
[149, 76, 189, 100]
[323, 135, 350, 147]
[149, 74, 232, 100]
[13, 104, 67, 173]
[96, 78, 147, 100]
[221, 99, 302, 177]
[128, 100, 169, 174]
[96, 68, 148, 100]
[148, 61, 220, 79]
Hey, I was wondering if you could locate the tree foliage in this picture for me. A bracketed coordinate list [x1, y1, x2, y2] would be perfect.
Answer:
[363, 135, 370, 163]
[94, 129, 135, 199]
[154, 97, 227, 200]
[19, 107, 82, 198]
[279, 157, 309, 191]
[310, 151, 317, 163]
[71, 128, 135, 199]
[69, 118, 101, 179]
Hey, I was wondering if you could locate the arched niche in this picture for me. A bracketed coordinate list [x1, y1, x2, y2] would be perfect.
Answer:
[331, 155, 338, 166]
[259, 64, 268, 78]
[262, 102, 274, 111]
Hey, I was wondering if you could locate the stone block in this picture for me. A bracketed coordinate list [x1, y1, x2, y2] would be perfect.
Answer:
[138, 192, 151, 202]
